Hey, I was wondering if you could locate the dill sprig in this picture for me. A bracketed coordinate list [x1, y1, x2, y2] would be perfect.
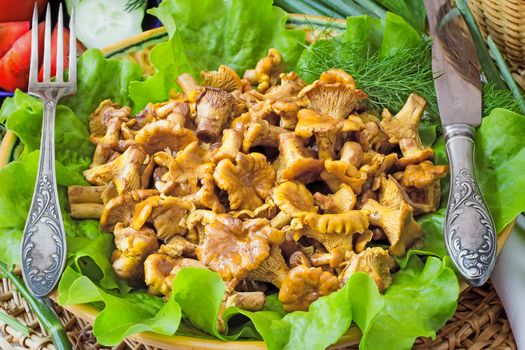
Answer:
[297, 38, 439, 122]
[124, 0, 147, 13]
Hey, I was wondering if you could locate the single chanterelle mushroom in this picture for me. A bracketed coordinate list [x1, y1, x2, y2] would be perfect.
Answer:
[201, 65, 244, 92]
[355, 113, 392, 153]
[380, 93, 434, 167]
[339, 141, 363, 168]
[244, 48, 286, 93]
[84, 146, 147, 195]
[271, 98, 303, 129]
[271, 181, 317, 217]
[224, 291, 266, 311]
[144, 253, 207, 296]
[313, 183, 357, 213]
[295, 109, 340, 160]
[211, 129, 243, 163]
[278, 265, 339, 312]
[135, 119, 197, 154]
[99, 189, 158, 232]
[339, 247, 395, 293]
[196, 214, 284, 287]
[111, 223, 159, 284]
[159, 235, 198, 258]
[195, 87, 236, 143]
[241, 115, 287, 152]
[321, 159, 367, 194]
[400, 160, 448, 189]
[213, 152, 276, 211]
[247, 245, 289, 288]
[379, 176, 437, 214]
[275, 132, 324, 184]
[362, 199, 422, 257]
[298, 69, 367, 121]
[89, 99, 131, 138]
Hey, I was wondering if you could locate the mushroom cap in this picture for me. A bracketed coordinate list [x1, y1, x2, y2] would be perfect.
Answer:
[271, 181, 316, 216]
[195, 87, 236, 143]
[313, 183, 357, 213]
[380, 93, 426, 143]
[299, 69, 367, 121]
[100, 189, 159, 232]
[201, 65, 243, 92]
[111, 223, 159, 283]
[144, 254, 207, 296]
[230, 198, 278, 220]
[362, 199, 422, 257]
[135, 119, 197, 154]
[213, 152, 276, 211]
[84, 146, 147, 194]
[339, 247, 395, 292]
[277, 132, 324, 183]
[212, 129, 243, 163]
[254, 48, 286, 92]
[247, 245, 289, 288]
[159, 235, 198, 258]
[298, 210, 370, 236]
[401, 160, 448, 189]
[321, 159, 367, 194]
[89, 99, 130, 137]
[295, 109, 339, 137]
[196, 214, 284, 285]
[278, 265, 339, 312]
[152, 196, 195, 241]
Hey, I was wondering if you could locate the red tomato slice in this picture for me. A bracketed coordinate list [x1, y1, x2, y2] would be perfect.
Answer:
[0, 21, 30, 57]
[0, 23, 44, 92]
[0, 0, 48, 22]
[38, 26, 71, 81]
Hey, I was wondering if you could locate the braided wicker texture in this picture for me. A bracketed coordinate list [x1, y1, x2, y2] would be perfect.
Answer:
[0, 272, 516, 350]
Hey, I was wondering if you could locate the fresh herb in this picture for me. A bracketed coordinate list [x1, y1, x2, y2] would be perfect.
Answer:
[124, 0, 147, 12]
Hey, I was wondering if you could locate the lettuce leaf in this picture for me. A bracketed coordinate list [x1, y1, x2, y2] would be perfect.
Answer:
[129, 0, 305, 110]
[58, 267, 181, 346]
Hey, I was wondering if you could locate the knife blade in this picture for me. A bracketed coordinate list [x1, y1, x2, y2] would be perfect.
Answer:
[425, 0, 496, 286]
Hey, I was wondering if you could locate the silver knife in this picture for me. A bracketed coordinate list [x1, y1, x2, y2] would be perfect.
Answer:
[425, 0, 496, 286]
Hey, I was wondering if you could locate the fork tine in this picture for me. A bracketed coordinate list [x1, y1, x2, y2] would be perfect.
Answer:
[42, 4, 52, 82]
[55, 4, 64, 82]
[68, 8, 77, 86]
[28, 4, 39, 86]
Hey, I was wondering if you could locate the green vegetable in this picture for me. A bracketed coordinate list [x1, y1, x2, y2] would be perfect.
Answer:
[74, 0, 146, 49]
[0, 308, 30, 336]
[373, 0, 427, 32]
[129, 0, 306, 111]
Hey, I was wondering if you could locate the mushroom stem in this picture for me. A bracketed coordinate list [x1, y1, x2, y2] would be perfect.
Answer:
[176, 73, 199, 96]
[225, 291, 266, 311]
[270, 211, 292, 228]
[195, 87, 236, 143]
[212, 129, 242, 162]
[68, 185, 106, 204]
[340, 141, 363, 167]
[70, 203, 104, 219]
[278, 132, 324, 183]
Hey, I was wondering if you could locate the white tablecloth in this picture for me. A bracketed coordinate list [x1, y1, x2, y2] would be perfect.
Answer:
[492, 215, 525, 349]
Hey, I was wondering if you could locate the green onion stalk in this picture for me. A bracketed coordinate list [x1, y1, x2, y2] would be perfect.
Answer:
[0, 262, 72, 350]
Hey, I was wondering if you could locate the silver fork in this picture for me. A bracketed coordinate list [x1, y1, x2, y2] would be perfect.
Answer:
[21, 3, 76, 298]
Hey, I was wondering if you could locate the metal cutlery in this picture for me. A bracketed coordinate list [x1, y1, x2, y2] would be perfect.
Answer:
[424, 0, 496, 286]
[21, 3, 77, 298]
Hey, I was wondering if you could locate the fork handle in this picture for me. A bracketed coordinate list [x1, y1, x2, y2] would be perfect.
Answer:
[21, 99, 67, 298]
[444, 124, 496, 287]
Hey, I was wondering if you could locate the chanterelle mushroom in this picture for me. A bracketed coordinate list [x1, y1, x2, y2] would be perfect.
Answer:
[400, 160, 448, 189]
[213, 152, 276, 211]
[196, 214, 284, 287]
[211, 129, 242, 163]
[339, 247, 395, 292]
[313, 183, 357, 213]
[379, 176, 437, 214]
[271, 181, 317, 217]
[321, 159, 367, 194]
[89, 99, 131, 138]
[278, 265, 339, 312]
[201, 65, 243, 92]
[247, 245, 289, 288]
[195, 87, 236, 143]
[276, 132, 324, 184]
[111, 223, 159, 284]
[299, 69, 367, 121]
[99, 189, 158, 232]
[135, 119, 197, 154]
[84, 146, 147, 195]
[248, 48, 286, 93]
[144, 253, 207, 296]
[362, 199, 422, 257]
[380, 93, 434, 167]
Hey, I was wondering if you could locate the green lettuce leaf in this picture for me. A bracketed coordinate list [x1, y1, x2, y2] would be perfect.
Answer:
[374, 0, 427, 33]
[58, 267, 181, 346]
[129, 0, 306, 110]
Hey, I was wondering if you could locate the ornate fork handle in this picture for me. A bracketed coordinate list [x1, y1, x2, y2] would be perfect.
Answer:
[21, 99, 67, 298]
[444, 124, 496, 287]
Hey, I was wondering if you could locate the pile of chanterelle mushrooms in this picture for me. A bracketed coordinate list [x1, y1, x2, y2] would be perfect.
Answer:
[68, 48, 448, 315]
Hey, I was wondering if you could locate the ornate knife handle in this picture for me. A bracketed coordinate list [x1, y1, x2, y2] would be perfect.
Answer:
[21, 100, 67, 298]
[444, 124, 496, 287]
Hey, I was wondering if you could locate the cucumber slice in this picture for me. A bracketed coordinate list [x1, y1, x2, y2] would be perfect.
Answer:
[65, 0, 81, 15]
[75, 0, 145, 49]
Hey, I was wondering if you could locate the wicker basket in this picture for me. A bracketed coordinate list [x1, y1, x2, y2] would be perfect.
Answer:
[468, 0, 525, 88]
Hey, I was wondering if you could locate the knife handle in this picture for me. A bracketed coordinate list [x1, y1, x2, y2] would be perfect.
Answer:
[444, 123, 496, 287]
